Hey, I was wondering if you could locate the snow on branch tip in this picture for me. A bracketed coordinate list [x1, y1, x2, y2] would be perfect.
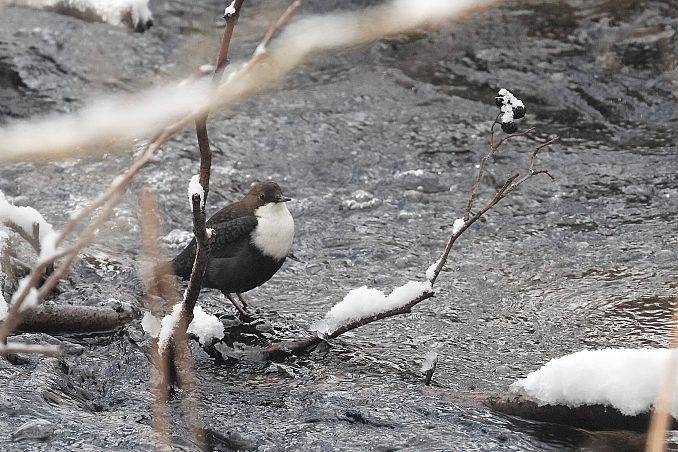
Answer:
[187, 175, 205, 207]
[0, 190, 59, 261]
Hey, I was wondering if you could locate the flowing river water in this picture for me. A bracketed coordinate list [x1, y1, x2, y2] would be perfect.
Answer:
[0, 0, 677, 450]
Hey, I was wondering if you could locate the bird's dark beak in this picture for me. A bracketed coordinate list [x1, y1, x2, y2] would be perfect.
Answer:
[276, 196, 292, 203]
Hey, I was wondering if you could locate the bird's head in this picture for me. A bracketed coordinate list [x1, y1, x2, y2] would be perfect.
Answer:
[246, 181, 291, 208]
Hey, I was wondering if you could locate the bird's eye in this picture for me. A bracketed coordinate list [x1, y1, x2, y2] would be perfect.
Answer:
[259, 193, 265, 200]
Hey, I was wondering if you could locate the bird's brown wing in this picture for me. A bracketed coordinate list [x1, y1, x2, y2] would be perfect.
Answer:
[209, 216, 258, 259]
[206, 201, 250, 227]
[171, 216, 257, 277]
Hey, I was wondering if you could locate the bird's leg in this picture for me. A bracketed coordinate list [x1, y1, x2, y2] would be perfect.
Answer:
[223, 292, 248, 316]
[236, 293, 248, 308]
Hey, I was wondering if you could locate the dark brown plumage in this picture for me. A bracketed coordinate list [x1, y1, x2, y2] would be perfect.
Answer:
[172, 182, 294, 313]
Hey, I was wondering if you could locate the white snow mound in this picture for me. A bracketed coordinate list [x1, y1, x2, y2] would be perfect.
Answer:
[313, 280, 432, 337]
[510, 348, 678, 417]
[10, 0, 153, 30]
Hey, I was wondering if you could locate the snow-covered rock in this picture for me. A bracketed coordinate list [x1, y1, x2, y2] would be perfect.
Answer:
[313, 280, 433, 337]
[510, 348, 678, 417]
[9, 0, 154, 32]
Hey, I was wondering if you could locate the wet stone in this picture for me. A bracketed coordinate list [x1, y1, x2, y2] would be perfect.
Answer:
[394, 170, 448, 193]
[341, 190, 382, 210]
[12, 419, 56, 442]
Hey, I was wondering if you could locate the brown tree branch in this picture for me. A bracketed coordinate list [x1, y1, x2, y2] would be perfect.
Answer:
[138, 189, 205, 450]
[16, 304, 136, 334]
[0, 342, 63, 357]
[138, 189, 172, 450]
[181, 0, 251, 330]
[181, 194, 211, 325]
[261, 115, 559, 359]
[180, 0, 302, 330]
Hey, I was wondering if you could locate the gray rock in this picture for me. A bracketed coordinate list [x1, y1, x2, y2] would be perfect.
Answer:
[12, 419, 55, 441]
[394, 170, 447, 193]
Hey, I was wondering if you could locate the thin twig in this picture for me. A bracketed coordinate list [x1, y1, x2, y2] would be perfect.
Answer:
[258, 0, 302, 53]
[0, 342, 63, 357]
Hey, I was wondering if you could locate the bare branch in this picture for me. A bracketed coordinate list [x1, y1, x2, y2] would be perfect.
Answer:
[0, 342, 63, 357]
[181, 194, 211, 325]
[263, 111, 558, 359]
[138, 189, 172, 450]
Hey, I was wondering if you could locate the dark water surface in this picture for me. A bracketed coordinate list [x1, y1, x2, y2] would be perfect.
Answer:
[0, 0, 677, 450]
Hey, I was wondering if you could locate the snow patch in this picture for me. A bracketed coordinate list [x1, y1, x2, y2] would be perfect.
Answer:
[188, 175, 204, 207]
[421, 350, 438, 372]
[510, 348, 678, 417]
[496, 88, 524, 124]
[223, 0, 236, 18]
[157, 303, 182, 352]
[452, 218, 465, 235]
[425, 259, 440, 281]
[187, 305, 225, 346]
[11, 277, 39, 311]
[313, 280, 433, 337]
[11, 0, 153, 31]
[153, 303, 224, 351]
[141, 311, 161, 338]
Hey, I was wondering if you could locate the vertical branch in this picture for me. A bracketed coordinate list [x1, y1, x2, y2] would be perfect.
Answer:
[181, 194, 210, 325]
[182, 0, 247, 326]
[137, 190, 172, 450]
[195, 0, 246, 198]
[645, 295, 678, 452]
[139, 189, 205, 450]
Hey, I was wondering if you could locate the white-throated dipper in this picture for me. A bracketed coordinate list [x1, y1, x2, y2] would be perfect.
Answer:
[171, 181, 294, 314]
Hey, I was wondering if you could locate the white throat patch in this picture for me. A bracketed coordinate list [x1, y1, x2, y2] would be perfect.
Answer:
[251, 202, 295, 260]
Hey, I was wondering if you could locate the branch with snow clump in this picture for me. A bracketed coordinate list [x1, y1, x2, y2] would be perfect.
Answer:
[0, 190, 58, 259]
[313, 281, 433, 338]
[421, 350, 438, 385]
[264, 93, 557, 360]
[145, 303, 225, 351]
[511, 348, 678, 417]
[488, 348, 678, 431]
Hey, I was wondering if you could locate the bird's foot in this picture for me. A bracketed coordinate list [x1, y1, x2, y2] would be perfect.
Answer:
[224, 292, 254, 320]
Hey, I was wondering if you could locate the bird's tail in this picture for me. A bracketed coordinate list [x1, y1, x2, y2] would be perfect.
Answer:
[169, 238, 197, 279]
